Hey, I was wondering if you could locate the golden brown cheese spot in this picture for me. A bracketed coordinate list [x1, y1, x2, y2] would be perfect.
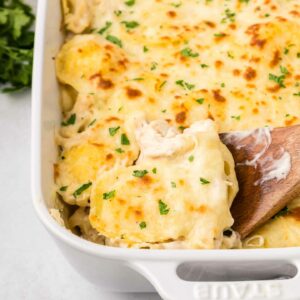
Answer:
[140, 175, 153, 185]
[285, 116, 298, 126]
[290, 207, 300, 222]
[89, 73, 114, 89]
[54, 164, 59, 181]
[233, 69, 241, 76]
[212, 89, 226, 102]
[175, 111, 186, 123]
[106, 153, 113, 160]
[204, 21, 216, 28]
[215, 60, 223, 69]
[105, 116, 121, 122]
[243, 67, 257, 81]
[246, 24, 267, 49]
[267, 85, 281, 93]
[126, 87, 143, 99]
[270, 50, 281, 67]
[167, 11, 177, 18]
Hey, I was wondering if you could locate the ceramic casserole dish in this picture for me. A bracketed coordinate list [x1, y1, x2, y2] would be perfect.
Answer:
[31, 1, 300, 299]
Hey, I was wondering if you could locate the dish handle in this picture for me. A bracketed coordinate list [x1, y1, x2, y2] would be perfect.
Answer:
[129, 260, 300, 300]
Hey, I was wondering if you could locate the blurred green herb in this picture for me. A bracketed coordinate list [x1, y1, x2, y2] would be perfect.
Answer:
[0, 0, 35, 93]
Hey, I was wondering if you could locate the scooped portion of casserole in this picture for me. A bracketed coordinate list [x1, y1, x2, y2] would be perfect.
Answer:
[89, 119, 238, 249]
[53, 0, 300, 249]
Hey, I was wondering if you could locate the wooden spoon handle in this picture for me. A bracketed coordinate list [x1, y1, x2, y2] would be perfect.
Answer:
[221, 125, 300, 238]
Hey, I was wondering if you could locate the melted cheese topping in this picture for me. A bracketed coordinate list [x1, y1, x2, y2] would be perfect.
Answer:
[89, 120, 238, 248]
[56, 0, 300, 248]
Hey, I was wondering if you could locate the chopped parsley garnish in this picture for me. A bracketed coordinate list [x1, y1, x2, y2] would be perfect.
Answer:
[269, 66, 289, 88]
[103, 190, 116, 200]
[231, 115, 241, 121]
[272, 206, 289, 219]
[73, 182, 92, 198]
[98, 21, 112, 35]
[88, 119, 97, 127]
[125, 0, 135, 6]
[0, 0, 35, 93]
[143, 46, 149, 52]
[284, 48, 289, 55]
[106, 35, 122, 48]
[196, 98, 204, 104]
[115, 148, 125, 153]
[188, 155, 194, 162]
[109, 126, 120, 136]
[214, 33, 225, 38]
[221, 82, 225, 88]
[294, 92, 300, 97]
[159, 80, 167, 91]
[152, 168, 157, 174]
[180, 47, 199, 58]
[200, 64, 209, 68]
[200, 177, 210, 185]
[114, 10, 122, 16]
[61, 114, 76, 126]
[59, 186, 68, 192]
[121, 21, 139, 29]
[139, 221, 147, 229]
[171, 181, 177, 188]
[121, 133, 130, 145]
[176, 79, 195, 90]
[297, 53, 300, 58]
[221, 9, 236, 23]
[133, 170, 148, 178]
[239, 0, 250, 3]
[151, 62, 158, 70]
[159, 200, 170, 215]
[171, 1, 182, 7]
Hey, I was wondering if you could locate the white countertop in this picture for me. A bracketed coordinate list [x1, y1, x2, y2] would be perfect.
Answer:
[0, 91, 161, 300]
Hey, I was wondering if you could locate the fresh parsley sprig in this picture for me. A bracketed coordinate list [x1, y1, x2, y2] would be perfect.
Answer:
[0, 0, 35, 93]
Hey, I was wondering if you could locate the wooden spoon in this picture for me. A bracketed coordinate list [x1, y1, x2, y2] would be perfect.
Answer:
[220, 124, 300, 239]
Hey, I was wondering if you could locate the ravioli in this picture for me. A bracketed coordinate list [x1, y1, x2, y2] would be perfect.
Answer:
[89, 120, 238, 248]
[56, 0, 300, 249]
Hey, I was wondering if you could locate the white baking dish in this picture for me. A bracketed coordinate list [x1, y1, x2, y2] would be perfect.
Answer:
[31, 1, 300, 299]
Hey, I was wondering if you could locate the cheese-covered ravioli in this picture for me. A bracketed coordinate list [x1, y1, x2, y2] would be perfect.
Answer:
[244, 198, 300, 248]
[89, 120, 238, 249]
[56, 116, 139, 206]
[56, 34, 127, 94]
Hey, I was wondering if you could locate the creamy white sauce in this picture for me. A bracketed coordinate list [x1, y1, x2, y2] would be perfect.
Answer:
[223, 127, 291, 185]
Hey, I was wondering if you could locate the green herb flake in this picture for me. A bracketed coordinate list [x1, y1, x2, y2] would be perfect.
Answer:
[159, 200, 170, 215]
[106, 35, 123, 48]
[200, 177, 210, 185]
[231, 115, 241, 121]
[171, 2, 182, 8]
[115, 148, 125, 153]
[272, 206, 289, 219]
[114, 10, 122, 16]
[221, 8, 236, 24]
[176, 79, 195, 90]
[62, 114, 76, 126]
[152, 168, 157, 174]
[133, 170, 148, 178]
[188, 155, 194, 162]
[171, 181, 177, 188]
[139, 221, 147, 229]
[98, 21, 112, 35]
[200, 64, 209, 68]
[121, 21, 139, 29]
[151, 62, 158, 70]
[214, 33, 226, 38]
[269, 66, 288, 88]
[196, 98, 204, 104]
[73, 182, 92, 198]
[59, 186, 68, 192]
[143, 46, 149, 52]
[103, 190, 116, 200]
[293, 92, 300, 97]
[180, 47, 199, 58]
[159, 80, 167, 91]
[121, 133, 130, 145]
[125, 0, 135, 6]
[109, 126, 120, 136]
[88, 119, 97, 127]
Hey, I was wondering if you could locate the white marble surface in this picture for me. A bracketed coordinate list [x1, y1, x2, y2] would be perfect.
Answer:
[0, 91, 161, 300]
